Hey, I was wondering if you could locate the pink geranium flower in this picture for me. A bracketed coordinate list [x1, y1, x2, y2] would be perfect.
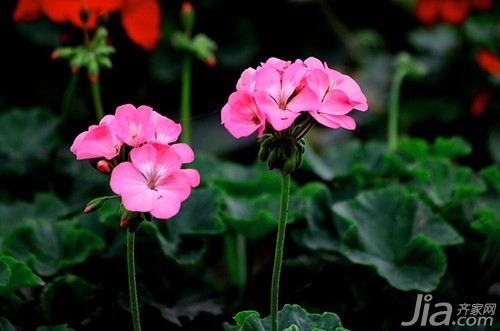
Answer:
[109, 104, 155, 147]
[304, 57, 368, 130]
[70, 115, 122, 160]
[253, 60, 320, 131]
[110, 143, 200, 219]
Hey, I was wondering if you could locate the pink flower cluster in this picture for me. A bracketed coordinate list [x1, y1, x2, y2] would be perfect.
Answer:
[221, 56, 368, 138]
[70, 104, 200, 220]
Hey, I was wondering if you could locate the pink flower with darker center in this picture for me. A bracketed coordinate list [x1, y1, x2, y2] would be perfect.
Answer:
[109, 104, 155, 147]
[110, 143, 200, 220]
[253, 59, 320, 131]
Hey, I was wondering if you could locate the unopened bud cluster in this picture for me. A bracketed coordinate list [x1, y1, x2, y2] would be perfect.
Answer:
[258, 133, 306, 176]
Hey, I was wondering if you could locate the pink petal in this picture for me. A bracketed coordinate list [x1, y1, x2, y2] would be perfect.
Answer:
[74, 125, 122, 160]
[310, 113, 356, 130]
[129, 144, 182, 180]
[110, 162, 154, 212]
[150, 111, 182, 145]
[221, 90, 265, 138]
[110, 104, 154, 147]
[181, 168, 201, 187]
[170, 143, 195, 163]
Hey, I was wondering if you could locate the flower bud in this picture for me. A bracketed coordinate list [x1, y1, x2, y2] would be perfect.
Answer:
[258, 135, 306, 175]
[96, 160, 112, 173]
[84, 196, 107, 213]
[181, 1, 195, 35]
[119, 206, 144, 232]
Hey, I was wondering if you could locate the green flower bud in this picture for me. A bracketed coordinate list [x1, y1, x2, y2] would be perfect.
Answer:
[258, 135, 306, 175]
[84, 196, 107, 213]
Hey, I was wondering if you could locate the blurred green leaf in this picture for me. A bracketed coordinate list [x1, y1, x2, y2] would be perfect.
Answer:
[40, 274, 98, 328]
[471, 207, 500, 276]
[431, 136, 472, 159]
[410, 158, 487, 206]
[0, 193, 70, 245]
[221, 193, 281, 240]
[0, 107, 59, 175]
[333, 186, 463, 291]
[481, 164, 500, 194]
[143, 186, 226, 264]
[2, 218, 105, 277]
[397, 136, 430, 162]
[303, 140, 409, 181]
[0, 256, 45, 295]
[0, 317, 18, 331]
[291, 182, 340, 252]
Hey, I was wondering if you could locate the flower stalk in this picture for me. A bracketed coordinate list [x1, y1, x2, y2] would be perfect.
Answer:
[127, 231, 142, 331]
[388, 52, 427, 151]
[270, 173, 291, 331]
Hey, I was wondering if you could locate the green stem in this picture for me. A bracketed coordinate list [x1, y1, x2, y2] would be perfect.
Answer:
[270, 174, 291, 331]
[90, 79, 104, 121]
[223, 233, 247, 296]
[127, 231, 142, 331]
[388, 69, 406, 151]
[180, 56, 192, 144]
[59, 71, 79, 127]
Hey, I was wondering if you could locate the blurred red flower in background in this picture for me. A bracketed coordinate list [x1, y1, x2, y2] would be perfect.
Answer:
[13, 0, 161, 50]
[477, 48, 500, 76]
[415, 0, 493, 25]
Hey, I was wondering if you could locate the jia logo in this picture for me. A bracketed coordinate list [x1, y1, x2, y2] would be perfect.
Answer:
[401, 294, 496, 327]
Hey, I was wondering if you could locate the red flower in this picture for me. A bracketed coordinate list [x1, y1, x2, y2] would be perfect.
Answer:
[477, 48, 500, 76]
[13, 0, 161, 50]
[470, 89, 492, 117]
[415, 0, 493, 25]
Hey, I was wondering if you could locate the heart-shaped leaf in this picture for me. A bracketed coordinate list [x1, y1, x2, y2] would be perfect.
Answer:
[0, 107, 59, 175]
[0, 256, 44, 295]
[228, 304, 344, 331]
[410, 157, 486, 206]
[143, 186, 226, 264]
[333, 186, 463, 291]
[2, 218, 105, 277]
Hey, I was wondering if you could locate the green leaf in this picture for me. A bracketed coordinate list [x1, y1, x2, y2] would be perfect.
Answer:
[221, 193, 283, 240]
[397, 136, 430, 162]
[143, 186, 226, 264]
[0, 317, 18, 331]
[303, 140, 410, 181]
[190, 152, 250, 185]
[480, 164, 500, 194]
[232, 304, 343, 331]
[333, 186, 463, 291]
[0, 107, 59, 175]
[410, 158, 487, 206]
[2, 218, 105, 277]
[471, 207, 500, 274]
[291, 182, 340, 252]
[0, 256, 44, 295]
[431, 136, 472, 159]
[302, 140, 362, 181]
[0, 193, 70, 245]
[40, 274, 98, 327]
